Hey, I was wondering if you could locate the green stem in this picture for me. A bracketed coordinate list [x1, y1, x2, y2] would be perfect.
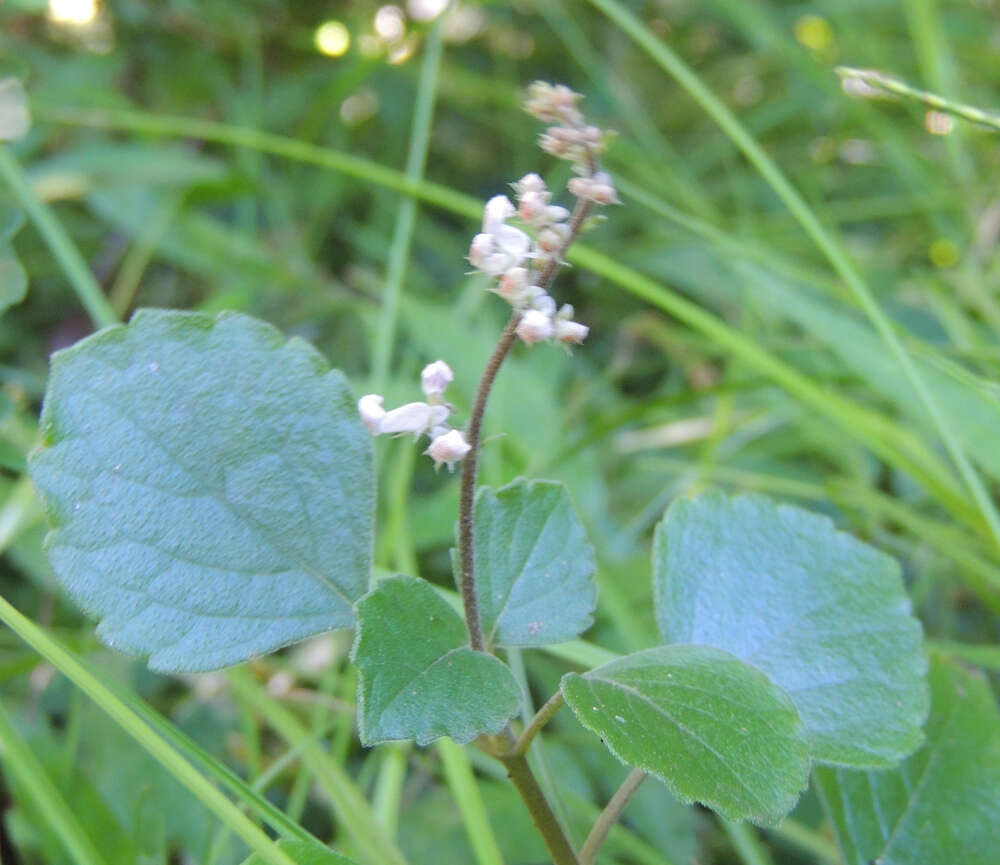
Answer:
[437, 738, 506, 865]
[579, 769, 647, 865]
[0, 146, 118, 329]
[836, 66, 1000, 131]
[498, 752, 580, 865]
[512, 690, 565, 756]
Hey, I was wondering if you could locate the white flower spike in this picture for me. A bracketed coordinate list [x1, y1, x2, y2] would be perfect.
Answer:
[426, 429, 471, 471]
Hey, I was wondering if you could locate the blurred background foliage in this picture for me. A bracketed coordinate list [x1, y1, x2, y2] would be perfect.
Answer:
[0, 0, 999, 863]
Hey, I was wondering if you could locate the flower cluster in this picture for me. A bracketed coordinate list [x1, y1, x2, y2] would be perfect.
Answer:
[358, 360, 471, 471]
[467, 82, 618, 349]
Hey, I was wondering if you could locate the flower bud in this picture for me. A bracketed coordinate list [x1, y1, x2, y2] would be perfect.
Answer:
[534, 293, 556, 316]
[483, 194, 516, 233]
[516, 309, 554, 345]
[537, 227, 564, 254]
[426, 429, 471, 471]
[379, 401, 450, 438]
[555, 319, 589, 345]
[515, 172, 547, 196]
[421, 360, 454, 399]
[497, 266, 529, 303]
[568, 175, 592, 198]
[546, 205, 570, 222]
[358, 394, 386, 433]
[518, 190, 549, 225]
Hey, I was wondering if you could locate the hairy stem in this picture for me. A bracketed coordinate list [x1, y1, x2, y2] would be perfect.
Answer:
[579, 768, 648, 865]
[457, 312, 521, 650]
[456, 190, 595, 650]
[512, 690, 565, 756]
[499, 752, 581, 865]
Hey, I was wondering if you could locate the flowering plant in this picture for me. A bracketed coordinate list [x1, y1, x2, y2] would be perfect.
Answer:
[24, 82, 930, 865]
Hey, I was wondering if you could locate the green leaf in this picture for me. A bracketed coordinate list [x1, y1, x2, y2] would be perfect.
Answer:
[470, 479, 597, 647]
[561, 644, 811, 825]
[242, 839, 359, 865]
[353, 575, 521, 746]
[654, 492, 927, 767]
[29, 309, 373, 672]
[815, 654, 1000, 865]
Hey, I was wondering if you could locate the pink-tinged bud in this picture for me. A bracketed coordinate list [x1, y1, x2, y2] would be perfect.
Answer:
[497, 266, 529, 301]
[589, 171, 620, 204]
[483, 194, 516, 233]
[516, 309, 554, 345]
[568, 176, 592, 198]
[358, 394, 386, 433]
[515, 172, 547, 196]
[469, 233, 495, 269]
[537, 227, 563, 254]
[426, 429, 471, 471]
[555, 319, 589, 344]
[379, 402, 450, 438]
[421, 360, 454, 399]
[518, 190, 549, 225]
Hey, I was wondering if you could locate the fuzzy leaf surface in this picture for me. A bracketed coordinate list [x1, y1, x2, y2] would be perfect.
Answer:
[29, 309, 373, 672]
[353, 575, 521, 746]
[471, 478, 597, 647]
[815, 654, 1000, 865]
[561, 644, 811, 825]
[655, 492, 927, 766]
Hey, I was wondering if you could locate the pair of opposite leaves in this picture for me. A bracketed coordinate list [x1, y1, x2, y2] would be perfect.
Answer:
[29, 309, 928, 825]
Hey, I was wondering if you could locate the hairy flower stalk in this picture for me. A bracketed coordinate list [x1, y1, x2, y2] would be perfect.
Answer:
[458, 82, 616, 656]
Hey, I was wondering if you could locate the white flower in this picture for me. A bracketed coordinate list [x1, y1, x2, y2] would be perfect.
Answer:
[483, 194, 516, 233]
[469, 233, 495, 269]
[426, 429, 471, 471]
[378, 401, 450, 438]
[547, 205, 570, 222]
[421, 360, 454, 399]
[555, 319, 589, 344]
[517, 309, 554, 345]
[480, 224, 531, 276]
[358, 394, 386, 433]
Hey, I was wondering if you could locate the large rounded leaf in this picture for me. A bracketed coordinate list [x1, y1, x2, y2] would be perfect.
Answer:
[654, 492, 927, 767]
[29, 309, 374, 672]
[816, 653, 1000, 865]
[561, 644, 811, 825]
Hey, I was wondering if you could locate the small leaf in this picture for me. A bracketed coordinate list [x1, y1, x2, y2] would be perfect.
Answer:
[29, 309, 374, 672]
[561, 644, 811, 825]
[815, 653, 1000, 865]
[470, 479, 596, 647]
[655, 492, 927, 767]
[353, 575, 521, 746]
[241, 839, 359, 865]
